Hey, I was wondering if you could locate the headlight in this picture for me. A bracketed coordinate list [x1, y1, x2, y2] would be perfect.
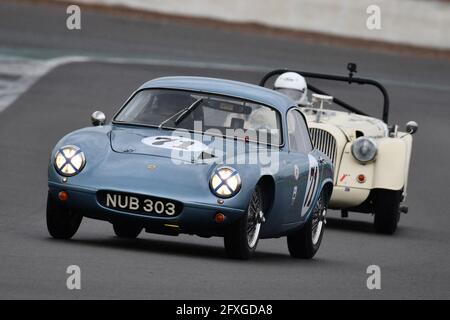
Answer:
[210, 167, 241, 198]
[54, 145, 86, 177]
[351, 137, 377, 163]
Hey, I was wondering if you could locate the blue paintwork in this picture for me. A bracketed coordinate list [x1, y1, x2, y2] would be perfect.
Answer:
[48, 76, 333, 239]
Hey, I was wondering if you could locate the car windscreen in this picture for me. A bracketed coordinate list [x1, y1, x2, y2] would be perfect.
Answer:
[114, 89, 282, 145]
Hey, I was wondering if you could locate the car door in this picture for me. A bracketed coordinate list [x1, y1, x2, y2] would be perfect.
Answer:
[284, 109, 321, 223]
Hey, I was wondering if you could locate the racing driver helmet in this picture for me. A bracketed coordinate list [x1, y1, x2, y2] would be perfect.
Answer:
[274, 72, 308, 105]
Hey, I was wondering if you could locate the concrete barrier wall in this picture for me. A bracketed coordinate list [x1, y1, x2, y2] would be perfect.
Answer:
[60, 0, 450, 50]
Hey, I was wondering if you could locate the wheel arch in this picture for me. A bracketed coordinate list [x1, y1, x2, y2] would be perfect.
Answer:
[257, 175, 275, 218]
[320, 180, 334, 205]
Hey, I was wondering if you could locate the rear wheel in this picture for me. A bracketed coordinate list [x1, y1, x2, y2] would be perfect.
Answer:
[224, 185, 264, 260]
[46, 193, 82, 239]
[373, 189, 402, 234]
[113, 223, 142, 239]
[287, 190, 327, 259]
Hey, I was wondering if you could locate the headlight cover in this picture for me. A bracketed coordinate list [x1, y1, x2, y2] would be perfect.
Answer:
[210, 167, 242, 198]
[54, 145, 86, 177]
[351, 137, 377, 163]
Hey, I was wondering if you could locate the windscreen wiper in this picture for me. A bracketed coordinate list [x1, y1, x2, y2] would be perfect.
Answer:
[174, 98, 203, 126]
[158, 104, 191, 129]
[158, 98, 203, 129]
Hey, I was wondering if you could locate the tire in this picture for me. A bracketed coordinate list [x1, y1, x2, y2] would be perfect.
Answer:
[46, 192, 82, 239]
[373, 189, 402, 235]
[113, 223, 142, 239]
[287, 190, 327, 259]
[224, 185, 264, 260]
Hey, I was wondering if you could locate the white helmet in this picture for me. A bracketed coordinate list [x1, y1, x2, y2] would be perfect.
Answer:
[274, 72, 308, 105]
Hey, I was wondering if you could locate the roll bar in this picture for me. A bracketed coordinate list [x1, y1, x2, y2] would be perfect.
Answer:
[259, 63, 390, 123]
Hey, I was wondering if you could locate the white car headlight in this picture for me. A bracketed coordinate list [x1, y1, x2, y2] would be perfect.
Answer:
[210, 167, 241, 198]
[351, 137, 377, 163]
[54, 145, 86, 177]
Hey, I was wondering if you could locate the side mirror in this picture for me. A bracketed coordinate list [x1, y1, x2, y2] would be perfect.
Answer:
[406, 121, 418, 135]
[91, 111, 106, 126]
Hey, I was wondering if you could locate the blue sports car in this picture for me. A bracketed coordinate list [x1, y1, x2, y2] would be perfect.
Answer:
[47, 76, 333, 259]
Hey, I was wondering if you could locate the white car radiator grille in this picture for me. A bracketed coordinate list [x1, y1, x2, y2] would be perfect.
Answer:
[309, 128, 337, 165]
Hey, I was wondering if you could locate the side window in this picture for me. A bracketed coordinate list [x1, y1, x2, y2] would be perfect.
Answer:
[287, 109, 313, 153]
[296, 110, 314, 152]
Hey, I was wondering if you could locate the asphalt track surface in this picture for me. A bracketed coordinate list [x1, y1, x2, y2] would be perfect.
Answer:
[0, 1, 449, 299]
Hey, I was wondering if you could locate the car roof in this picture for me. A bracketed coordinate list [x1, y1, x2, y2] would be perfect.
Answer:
[138, 76, 295, 112]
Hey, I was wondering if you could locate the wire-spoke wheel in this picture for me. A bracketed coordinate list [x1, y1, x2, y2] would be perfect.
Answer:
[311, 195, 326, 246]
[246, 189, 263, 249]
[287, 189, 328, 259]
[224, 185, 264, 260]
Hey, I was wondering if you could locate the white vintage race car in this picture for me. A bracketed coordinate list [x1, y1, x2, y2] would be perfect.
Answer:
[260, 64, 417, 234]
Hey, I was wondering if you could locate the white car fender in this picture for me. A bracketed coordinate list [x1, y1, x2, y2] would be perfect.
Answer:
[336, 135, 410, 191]
[372, 136, 408, 191]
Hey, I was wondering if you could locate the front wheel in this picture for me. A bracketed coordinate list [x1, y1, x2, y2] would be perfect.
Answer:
[287, 190, 327, 259]
[373, 189, 402, 234]
[224, 185, 264, 260]
[46, 193, 82, 239]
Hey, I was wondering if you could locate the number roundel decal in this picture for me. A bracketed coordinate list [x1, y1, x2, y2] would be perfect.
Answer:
[141, 136, 208, 152]
[301, 155, 320, 217]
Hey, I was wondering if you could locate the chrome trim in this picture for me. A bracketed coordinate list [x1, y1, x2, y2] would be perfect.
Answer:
[91, 111, 106, 126]
[309, 128, 337, 165]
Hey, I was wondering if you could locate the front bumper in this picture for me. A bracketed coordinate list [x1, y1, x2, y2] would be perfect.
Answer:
[48, 181, 245, 236]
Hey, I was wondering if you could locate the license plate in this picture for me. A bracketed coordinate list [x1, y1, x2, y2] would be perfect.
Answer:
[97, 191, 182, 217]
